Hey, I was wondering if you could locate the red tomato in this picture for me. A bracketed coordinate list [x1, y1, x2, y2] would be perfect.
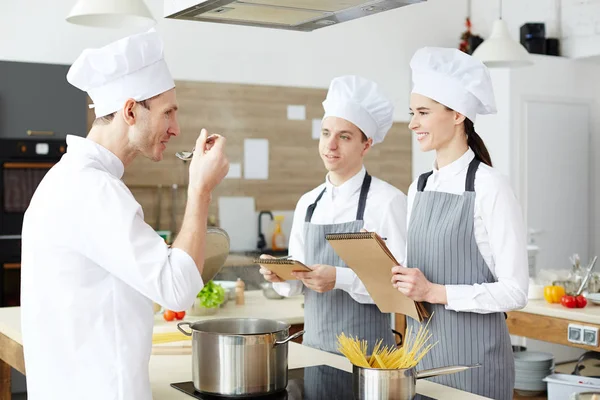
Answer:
[576, 295, 588, 308]
[561, 295, 577, 308]
[163, 310, 176, 321]
[175, 311, 186, 320]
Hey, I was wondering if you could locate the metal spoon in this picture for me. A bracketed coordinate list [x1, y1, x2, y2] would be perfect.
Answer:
[175, 150, 194, 161]
[576, 255, 598, 296]
[175, 134, 218, 160]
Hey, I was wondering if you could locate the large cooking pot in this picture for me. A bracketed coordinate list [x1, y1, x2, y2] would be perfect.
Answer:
[177, 318, 304, 397]
[353, 363, 480, 400]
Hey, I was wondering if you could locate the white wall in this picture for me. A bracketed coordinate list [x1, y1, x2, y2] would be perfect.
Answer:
[561, 0, 600, 59]
[509, 55, 600, 259]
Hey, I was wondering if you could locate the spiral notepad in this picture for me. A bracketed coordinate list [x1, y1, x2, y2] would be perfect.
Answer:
[253, 258, 312, 281]
[326, 232, 428, 322]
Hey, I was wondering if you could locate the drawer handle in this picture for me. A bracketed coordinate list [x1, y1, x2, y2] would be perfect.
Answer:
[27, 130, 54, 136]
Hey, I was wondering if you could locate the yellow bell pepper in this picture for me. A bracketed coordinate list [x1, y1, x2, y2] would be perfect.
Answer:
[544, 285, 566, 304]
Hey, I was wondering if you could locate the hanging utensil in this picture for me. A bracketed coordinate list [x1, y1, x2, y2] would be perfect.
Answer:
[171, 184, 178, 235]
[154, 184, 162, 230]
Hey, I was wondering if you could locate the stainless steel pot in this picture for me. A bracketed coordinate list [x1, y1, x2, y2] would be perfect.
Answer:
[353, 364, 481, 400]
[177, 318, 304, 397]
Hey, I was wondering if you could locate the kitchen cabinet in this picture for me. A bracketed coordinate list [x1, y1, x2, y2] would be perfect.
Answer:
[0, 61, 87, 139]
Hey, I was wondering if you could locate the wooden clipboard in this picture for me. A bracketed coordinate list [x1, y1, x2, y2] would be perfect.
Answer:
[325, 232, 429, 322]
[253, 258, 312, 281]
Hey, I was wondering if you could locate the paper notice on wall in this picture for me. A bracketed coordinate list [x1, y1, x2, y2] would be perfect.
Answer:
[225, 162, 242, 179]
[287, 105, 306, 120]
[312, 118, 322, 140]
[244, 139, 269, 180]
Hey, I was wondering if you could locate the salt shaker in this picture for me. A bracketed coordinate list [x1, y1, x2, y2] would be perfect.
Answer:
[235, 278, 245, 305]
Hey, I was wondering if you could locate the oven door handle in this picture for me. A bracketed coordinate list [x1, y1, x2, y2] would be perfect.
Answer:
[0, 235, 22, 240]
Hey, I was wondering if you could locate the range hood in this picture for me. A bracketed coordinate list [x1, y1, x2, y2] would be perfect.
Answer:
[164, 0, 425, 32]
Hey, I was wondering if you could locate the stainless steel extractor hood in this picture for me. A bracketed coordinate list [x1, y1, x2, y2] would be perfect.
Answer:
[164, 0, 426, 32]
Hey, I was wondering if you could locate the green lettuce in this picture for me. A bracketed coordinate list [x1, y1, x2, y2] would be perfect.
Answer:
[196, 281, 225, 309]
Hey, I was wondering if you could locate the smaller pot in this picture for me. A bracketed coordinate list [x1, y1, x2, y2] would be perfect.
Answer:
[261, 282, 284, 300]
[353, 364, 481, 400]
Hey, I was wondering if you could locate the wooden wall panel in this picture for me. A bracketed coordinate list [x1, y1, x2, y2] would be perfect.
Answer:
[89, 81, 412, 231]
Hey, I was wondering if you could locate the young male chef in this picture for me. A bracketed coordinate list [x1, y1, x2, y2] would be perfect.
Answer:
[259, 75, 407, 353]
[20, 29, 229, 400]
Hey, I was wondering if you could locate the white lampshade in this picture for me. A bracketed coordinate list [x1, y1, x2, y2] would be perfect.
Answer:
[66, 0, 155, 29]
[472, 19, 533, 68]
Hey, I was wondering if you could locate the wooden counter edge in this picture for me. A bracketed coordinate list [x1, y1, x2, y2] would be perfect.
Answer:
[507, 310, 600, 351]
[0, 331, 25, 400]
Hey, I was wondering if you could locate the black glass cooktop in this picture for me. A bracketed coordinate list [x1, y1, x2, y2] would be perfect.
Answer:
[171, 365, 437, 400]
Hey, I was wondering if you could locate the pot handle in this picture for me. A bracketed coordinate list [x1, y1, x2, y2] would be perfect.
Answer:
[274, 330, 305, 347]
[416, 364, 481, 380]
[177, 322, 193, 337]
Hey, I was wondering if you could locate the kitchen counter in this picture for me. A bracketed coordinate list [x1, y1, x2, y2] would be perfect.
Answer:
[154, 290, 305, 329]
[518, 299, 600, 324]
[0, 300, 489, 400]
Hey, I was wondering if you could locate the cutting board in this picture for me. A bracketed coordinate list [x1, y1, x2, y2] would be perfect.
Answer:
[152, 331, 192, 355]
[218, 196, 257, 252]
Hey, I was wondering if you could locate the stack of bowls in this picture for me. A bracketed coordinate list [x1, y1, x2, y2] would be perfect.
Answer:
[514, 351, 555, 396]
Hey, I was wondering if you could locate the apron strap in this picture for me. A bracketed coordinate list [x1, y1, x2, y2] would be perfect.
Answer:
[417, 171, 433, 192]
[305, 188, 327, 222]
[465, 158, 481, 192]
[304, 171, 372, 223]
[355, 172, 372, 221]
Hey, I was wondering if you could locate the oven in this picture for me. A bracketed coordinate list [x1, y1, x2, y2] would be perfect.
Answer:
[0, 138, 66, 307]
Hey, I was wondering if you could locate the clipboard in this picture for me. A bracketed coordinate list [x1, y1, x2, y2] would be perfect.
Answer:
[325, 231, 429, 322]
[253, 258, 312, 281]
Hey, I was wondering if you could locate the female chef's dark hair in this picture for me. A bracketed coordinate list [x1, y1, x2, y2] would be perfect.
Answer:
[464, 118, 492, 167]
[444, 105, 492, 167]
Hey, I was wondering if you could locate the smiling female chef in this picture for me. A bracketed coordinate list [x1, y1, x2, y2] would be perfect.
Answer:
[391, 47, 529, 400]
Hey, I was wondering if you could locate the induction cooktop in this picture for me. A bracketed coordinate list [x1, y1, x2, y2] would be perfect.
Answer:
[171, 364, 438, 400]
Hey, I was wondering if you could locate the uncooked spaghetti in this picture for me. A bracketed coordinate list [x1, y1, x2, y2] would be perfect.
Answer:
[337, 318, 437, 369]
[152, 331, 191, 345]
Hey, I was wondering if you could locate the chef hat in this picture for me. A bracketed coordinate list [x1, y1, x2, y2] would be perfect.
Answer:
[67, 29, 175, 118]
[322, 75, 394, 145]
[410, 47, 497, 122]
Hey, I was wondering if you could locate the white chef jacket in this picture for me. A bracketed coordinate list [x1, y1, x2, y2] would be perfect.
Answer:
[407, 148, 529, 313]
[20, 135, 203, 400]
[273, 167, 407, 303]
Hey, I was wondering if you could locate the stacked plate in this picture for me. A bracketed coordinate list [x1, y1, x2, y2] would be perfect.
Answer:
[514, 351, 555, 396]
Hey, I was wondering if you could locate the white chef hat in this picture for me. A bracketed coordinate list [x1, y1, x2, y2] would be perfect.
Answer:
[410, 47, 497, 122]
[66, 29, 175, 118]
[322, 75, 394, 145]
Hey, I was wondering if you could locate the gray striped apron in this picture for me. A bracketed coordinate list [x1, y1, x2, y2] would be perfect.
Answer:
[406, 159, 514, 400]
[302, 172, 396, 354]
